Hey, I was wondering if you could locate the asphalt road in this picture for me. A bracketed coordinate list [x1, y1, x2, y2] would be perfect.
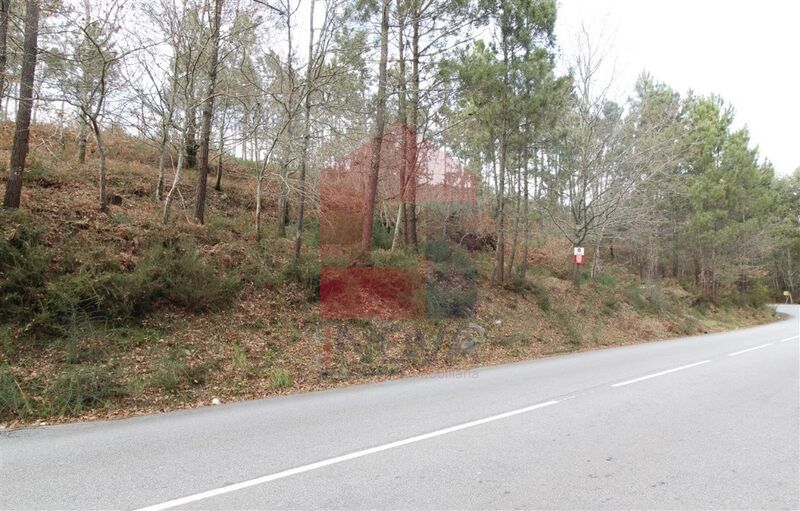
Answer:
[2, 306, 799, 510]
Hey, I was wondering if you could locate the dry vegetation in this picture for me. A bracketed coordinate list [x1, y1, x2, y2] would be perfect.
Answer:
[0, 124, 778, 428]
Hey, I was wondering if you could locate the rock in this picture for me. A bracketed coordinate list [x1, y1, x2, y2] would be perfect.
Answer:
[211, 398, 222, 406]
[494, 319, 502, 325]
[459, 323, 487, 354]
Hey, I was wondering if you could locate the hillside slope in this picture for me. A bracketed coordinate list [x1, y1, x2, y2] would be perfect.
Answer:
[0, 125, 777, 427]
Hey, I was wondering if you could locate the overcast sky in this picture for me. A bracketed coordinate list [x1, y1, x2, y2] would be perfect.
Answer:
[554, 0, 799, 176]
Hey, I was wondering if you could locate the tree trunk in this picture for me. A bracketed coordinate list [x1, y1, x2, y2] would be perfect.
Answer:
[406, 0, 420, 252]
[3, 0, 39, 210]
[156, 125, 168, 202]
[185, 107, 197, 168]
[77, 112, 88, 163]
[277, 155, 290, 237]
[91, 120, 107, 212]
[519, 148, 533, 279]
[0, 0, 10, 117]
[163, 120, 190, 223]
[214, 102, 226, 191]
[359, 0, 390, 258]
[194, 0, 223, 224]
[391, 0, 408, 252]
[293, 0, 316, 264]
[507, 160, 522, 279]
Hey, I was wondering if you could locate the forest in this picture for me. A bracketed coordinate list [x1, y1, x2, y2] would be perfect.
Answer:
[0, 0, 798, 424]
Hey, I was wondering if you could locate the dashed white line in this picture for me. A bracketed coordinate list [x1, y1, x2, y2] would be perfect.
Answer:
[610, 360, 711, 387]
[778, 335, 799, 343]
[133, 399, 560, 511]
[728, 343, 773, 356]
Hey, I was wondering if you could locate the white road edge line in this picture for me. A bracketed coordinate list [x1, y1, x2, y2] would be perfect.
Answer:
[778, 336, 799, 343]
[133, 399, 560, 511]
[610, 360, 711, 388]
[728, 343, 773, 356]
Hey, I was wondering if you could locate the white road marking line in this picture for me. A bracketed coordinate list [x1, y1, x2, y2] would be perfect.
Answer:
[133, 399, 560, 511]
[778, 335, 799, 343]
[610, 360, 711, 387]
[728, 343, 773, 357]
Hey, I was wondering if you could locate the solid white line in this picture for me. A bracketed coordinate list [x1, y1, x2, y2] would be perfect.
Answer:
[610, 360, 711, 387]
[778, 336, 799, 343]
[728, 343, 773, 356]
[133, 400, 560, 511]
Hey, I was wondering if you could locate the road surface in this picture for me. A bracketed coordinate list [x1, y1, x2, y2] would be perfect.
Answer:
[2, 306, 799, 510]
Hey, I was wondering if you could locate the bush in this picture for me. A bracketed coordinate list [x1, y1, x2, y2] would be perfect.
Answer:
[426, 284, 477, 318]
[0, 365, 32, 420]
[46, 364, 127, 416]
[595, 272, 616, 287]
[285, 256, 320, 300]
[532, 284, 551, 312]
[424, 239, 451, 263]
[743, 281, 770, 308]
[371, 249, 418, 268]
[446, 250, 477, 281]
[31, 239, 240, 336]
[150, 350, 208, 393]
[0, 211, 50, 322]
[269, 367, 292, 389]
[371, 218, 392, 250]
[505, 275, 531, 294]
[601, 294, 619, 314]
[133, 239, 241, 312]
[622, 283, 647, 310]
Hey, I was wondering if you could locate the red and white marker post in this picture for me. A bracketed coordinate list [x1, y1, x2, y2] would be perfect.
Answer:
[573, 246, 585, 282]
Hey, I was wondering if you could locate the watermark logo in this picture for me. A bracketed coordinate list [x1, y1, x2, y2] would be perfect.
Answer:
[320, 123, 480, 320]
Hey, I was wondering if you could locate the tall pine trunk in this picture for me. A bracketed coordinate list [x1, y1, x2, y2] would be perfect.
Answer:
[359, 0, 390, 258]
[0, 0, 10, 118]
[195, 0, 223, 224]
[391, 0, 408, 253]
[4, 0, 40, 209]
[293, 0, 316, 263]
[406, 0, 420, 251]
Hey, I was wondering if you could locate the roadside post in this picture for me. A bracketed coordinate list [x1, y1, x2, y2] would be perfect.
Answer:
[573, 246, 585, 283]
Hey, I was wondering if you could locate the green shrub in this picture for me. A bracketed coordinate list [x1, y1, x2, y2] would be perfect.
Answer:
[644, 286, 671, 314]
[532, 284, 551, 311]
[285, 256, 320, 300]
[679, 315, 700, 335]
[622, 283, 647, 310]
[426, 284, 477, 318]
[446, 250, 477, 281]
[26, 159, 56, 185]
[371, 218, 392, 250]
[601, 294, 619, 314]
[595, 272, 616, 287]
[505, 274, 531, 294]
[743, 281, 770, 308]
[46, 364, 127, 416]
[424, 239, 451, 263]
[232, 344, 249, 372]
[552, 309, 581, 346]
[371, 249, 418, 268]
[269, 367, 292, 389]
[32, 239, 240, 336]
[150, 350, 208, 393]
[0, 211, 50, 322]
[133, 239, 241, 312]
[0, 365, 32, 420]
